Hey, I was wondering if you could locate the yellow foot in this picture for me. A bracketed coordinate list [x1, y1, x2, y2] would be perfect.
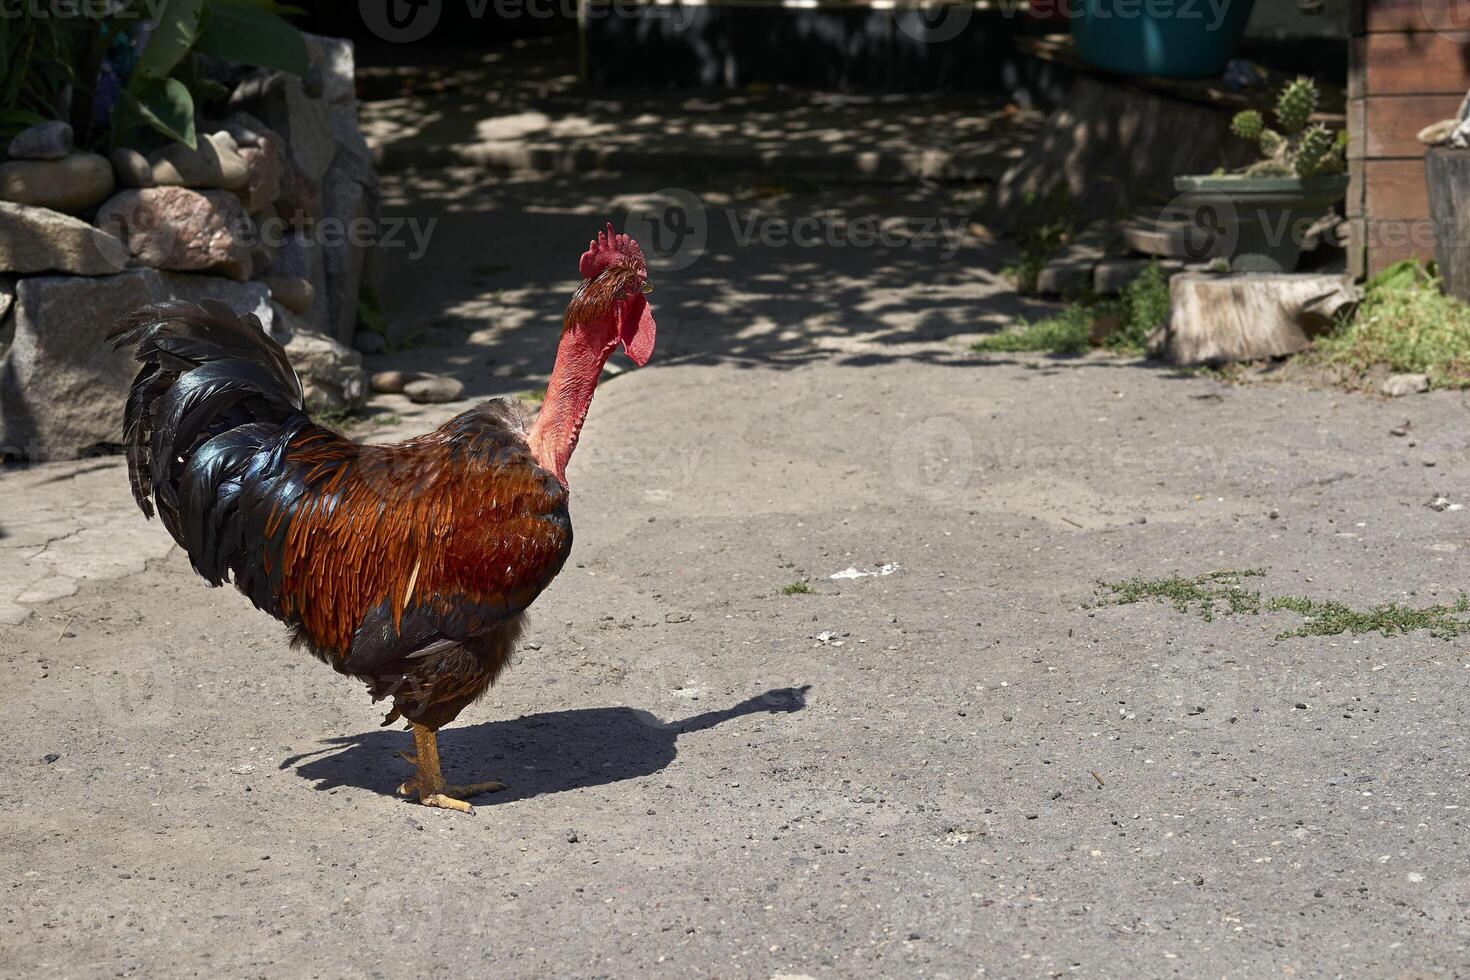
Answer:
[420, 793, 475, 813]
[397, 723, 507, 813]
[398, 776, 507, 798]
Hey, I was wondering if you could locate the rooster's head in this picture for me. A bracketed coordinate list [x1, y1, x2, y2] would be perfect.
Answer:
[566, 223, 657, 367]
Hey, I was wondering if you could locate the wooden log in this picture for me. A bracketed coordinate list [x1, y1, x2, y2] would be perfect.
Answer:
[1427, 147, 1470, 304]
[1164, 273, 1360, 365]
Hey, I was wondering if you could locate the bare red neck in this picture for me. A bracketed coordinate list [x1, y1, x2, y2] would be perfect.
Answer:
[527, 323, 617, 487]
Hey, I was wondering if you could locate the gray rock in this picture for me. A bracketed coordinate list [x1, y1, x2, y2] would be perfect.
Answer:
[220, 120, 262, 148]
[1036, 258, 1096, 296]
[326, 101, 377, 190]
[303, 33, 358, 106]
[1093, 258, 1154, 296]
[283, 326, 366, 413]
[8, 120, 73, 161]
[0, 269, 286, 460]
[257, 231, 322, 319]
[0, 270, 160, 460]
[249, 237, 279, 280]
[232, 71, 336, 183]
[226, 113, 285, 215]
[1381, 373, 1430, 397]
[129, 132, 250, 190]
[274, 156, 321, 230]
[0, 202, 129, 276]
[352, 330, 385, 354]
[318, 166, 374, 343]
[263, 276, 315, 316]
[156, 273, 274, 340]
[0, 152, 116, 213]
[95, 187, 254, 281]
[371, 369, 427, 394]
[259, 227, 313, 280]
[403, 375, 465, 404]
[109, 148, 154, 187]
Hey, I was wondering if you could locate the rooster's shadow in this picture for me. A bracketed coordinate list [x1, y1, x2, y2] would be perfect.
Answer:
[282, 685, 810, 805]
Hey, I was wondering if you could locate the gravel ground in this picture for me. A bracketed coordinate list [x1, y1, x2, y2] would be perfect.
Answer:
[3, 175, 1470, 978]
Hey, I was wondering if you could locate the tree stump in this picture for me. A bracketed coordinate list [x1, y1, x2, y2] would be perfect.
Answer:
[1427, 147, 1470, 304]
[1164, 273, 1359, 365]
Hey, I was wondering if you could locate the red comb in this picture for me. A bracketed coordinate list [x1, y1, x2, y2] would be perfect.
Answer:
[579, 222, 645, 280]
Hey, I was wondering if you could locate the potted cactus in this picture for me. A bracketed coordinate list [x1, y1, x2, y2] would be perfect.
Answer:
[1174, 77, 1350, 272]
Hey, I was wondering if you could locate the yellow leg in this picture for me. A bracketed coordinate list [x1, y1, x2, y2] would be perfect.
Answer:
[396, 723, 506, 812]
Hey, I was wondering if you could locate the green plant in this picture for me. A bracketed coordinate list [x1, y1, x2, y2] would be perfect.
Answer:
[1004, 186, 1073, 294]
[112, 0, 308, 151]
[973, 303, 1093, 355]
[1, 1, 307, 156]
[1095, 570, 1266, 622]
[1108, 261, 1171, 351]
[310, 406, 360, 432]
[974, 261, 1170, 356]
[781, 580, 813, 595]
[0, 11, 85, 147]
[1313, 259, 1470, 389]
[1230, 77, 1346, 179]
[1096, 570, 1470, 641]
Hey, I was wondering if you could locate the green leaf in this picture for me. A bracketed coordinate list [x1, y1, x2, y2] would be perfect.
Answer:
[196, 2, 308, 76]
[135, 0, 206, 80]
[0, 109, 46, 125]
[123, 77, 197, 148]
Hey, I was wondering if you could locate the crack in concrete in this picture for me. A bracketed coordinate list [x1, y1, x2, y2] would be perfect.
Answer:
[23, 527, 85, 562]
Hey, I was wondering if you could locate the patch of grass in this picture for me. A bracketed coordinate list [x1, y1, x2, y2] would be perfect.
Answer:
[516, 388, 546, 405]
[1110, 261, 1171, 351]
[1097, 570, 1470, 641]
[1096, 569, 1266, 622]
[1313, 260, 1470, 389]
[974, 303, 1094, 354]
[1267, 594, 1470, 640]
[781, 580, 813, 595]
[975, 261, 1170, 357]
[311, 408, 361, 433]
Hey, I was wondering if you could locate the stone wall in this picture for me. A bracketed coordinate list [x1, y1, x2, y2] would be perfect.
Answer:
[0, 33, 376, 461]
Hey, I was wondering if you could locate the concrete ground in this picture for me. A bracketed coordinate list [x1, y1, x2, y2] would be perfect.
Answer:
[4, 172, 1470, 978]
[358, 39, 1041, 182]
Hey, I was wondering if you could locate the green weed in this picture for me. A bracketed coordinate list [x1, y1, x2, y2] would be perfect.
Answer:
[1095, 569, 1266, 622]
[1267, 594, 1470, 640]
[1097, 569, 1470, 641]
[976, 261, 1170, 356]
[1313, 260, 1470, 389]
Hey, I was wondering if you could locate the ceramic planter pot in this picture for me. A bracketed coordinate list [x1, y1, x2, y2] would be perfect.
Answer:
[1072, 0, 1257, 78]
[1171, 173, 1350, 272]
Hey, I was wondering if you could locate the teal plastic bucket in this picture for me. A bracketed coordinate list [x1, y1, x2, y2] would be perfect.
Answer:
[1071, 0, 1257, 78]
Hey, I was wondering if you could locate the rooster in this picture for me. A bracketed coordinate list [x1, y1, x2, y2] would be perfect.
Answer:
[110, 224, 656, 812]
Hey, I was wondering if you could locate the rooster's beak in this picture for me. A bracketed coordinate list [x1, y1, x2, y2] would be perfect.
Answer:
[642, 280, 654, 294]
